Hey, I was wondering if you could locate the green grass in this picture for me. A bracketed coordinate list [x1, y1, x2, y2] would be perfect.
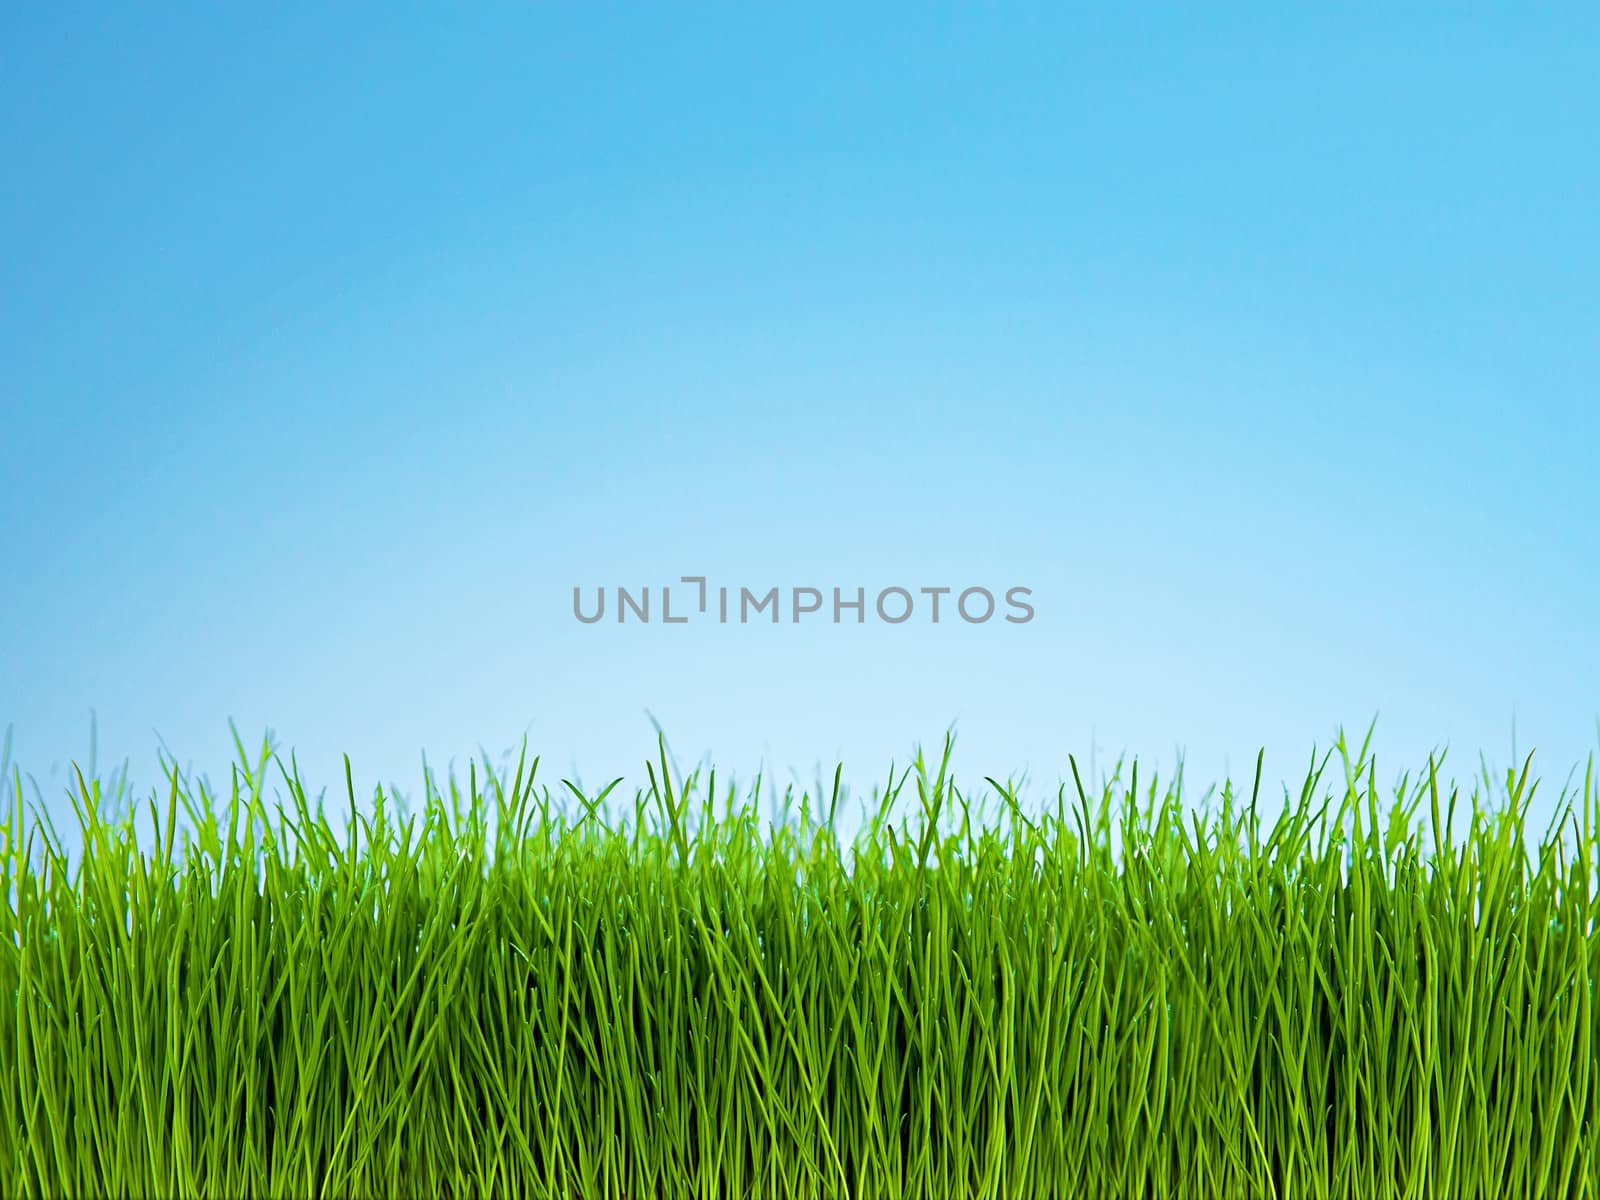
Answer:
[3, 731, 1599, 1199]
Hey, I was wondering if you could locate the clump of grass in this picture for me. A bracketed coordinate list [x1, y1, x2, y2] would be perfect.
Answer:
[2, 732, 1598, 1199]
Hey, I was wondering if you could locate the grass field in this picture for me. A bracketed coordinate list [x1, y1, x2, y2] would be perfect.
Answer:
[3, 731, 1598, 1199]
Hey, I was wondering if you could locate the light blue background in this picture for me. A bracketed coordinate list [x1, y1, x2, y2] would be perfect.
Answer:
[3, 8, 1596, 816]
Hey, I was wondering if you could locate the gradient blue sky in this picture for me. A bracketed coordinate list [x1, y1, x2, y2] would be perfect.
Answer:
[3, 8, 1596, 818]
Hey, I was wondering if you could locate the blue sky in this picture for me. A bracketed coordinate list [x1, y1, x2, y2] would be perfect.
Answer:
[2, 8, 1596, 820]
